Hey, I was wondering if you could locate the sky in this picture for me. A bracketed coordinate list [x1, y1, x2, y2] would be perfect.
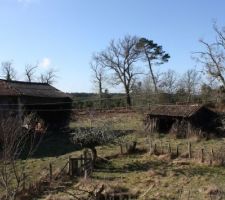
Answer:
[0, 0, 225, 93]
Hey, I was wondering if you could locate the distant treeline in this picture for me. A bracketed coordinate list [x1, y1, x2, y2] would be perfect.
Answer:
[69, 92, 127, 109]
[68, 89, 225, 110]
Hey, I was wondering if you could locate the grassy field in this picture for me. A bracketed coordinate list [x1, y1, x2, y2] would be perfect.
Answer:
[38, 132, 225, 200]
[2, 112, 225, 199]
[40, 112, 225, 200]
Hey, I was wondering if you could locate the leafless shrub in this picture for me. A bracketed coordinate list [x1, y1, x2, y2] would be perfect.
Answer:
[0, 113, 45, 200]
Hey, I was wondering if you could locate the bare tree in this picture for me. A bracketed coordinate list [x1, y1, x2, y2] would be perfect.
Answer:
[159, 69, 178, 93]
[90, 57, 106, 97]
[96, 35, 141, 106]
[142, 71, 162, 94]
[40, 68, 57, 84]
[24, 64, 37, 82]
[136, 38, 170, 93]
[178, 69, 201, 102]
[1, 61, 16, 81]
[0, 113, 45, 200]
[196, 23, 225, 88]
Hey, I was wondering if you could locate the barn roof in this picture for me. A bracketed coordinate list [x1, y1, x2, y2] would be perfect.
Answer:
[147, 104, 204, 118]
[0, 79, 71, 99]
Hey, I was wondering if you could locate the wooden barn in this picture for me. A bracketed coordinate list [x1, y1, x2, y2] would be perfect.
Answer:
[0, 79, 72, 130]
[144, 104, 220, 138]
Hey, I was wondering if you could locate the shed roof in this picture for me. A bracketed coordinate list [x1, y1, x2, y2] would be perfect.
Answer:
[147, 104, 204, 118]
[0, 79, 71, 99]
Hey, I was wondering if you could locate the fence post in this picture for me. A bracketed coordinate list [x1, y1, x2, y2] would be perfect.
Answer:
[200, 148, 204, 163]
[211, 148, 214, 162]
[125, 143, 128, 153]
[188, 142, 192, 159]
[120, 144, 123, 154]
[49, 163, 52, 182]
[84, 170, 88, 180]
[69, 156, 72, 176]
[160, 141, 163, 154]
[168, 143, 171, 154]
[176, 145, 179, 157]
[22, 173, 26, 190]
[154, 143, 157, 155]
[84, 150, 87, 161]
[149, 141, 152, 155]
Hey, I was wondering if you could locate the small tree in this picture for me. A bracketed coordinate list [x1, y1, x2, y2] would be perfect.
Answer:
[178, 69, 201, 102]
[90, 56, 107, 108]
[159, 69, 178, 94]
[90, 56, 106, 96]
[40, 68, 57, 85]
[1, 61, 16, 81]
[136, 38, 170, 93]
[24, 64, 37, 82]
[71, 123, 117, 164]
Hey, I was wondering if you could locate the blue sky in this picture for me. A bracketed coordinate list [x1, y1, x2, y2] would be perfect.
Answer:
[0, 0, 224, 92]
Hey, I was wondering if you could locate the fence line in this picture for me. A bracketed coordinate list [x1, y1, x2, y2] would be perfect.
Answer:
[145, 139, 225, 166]
[17, 150, 94, 199]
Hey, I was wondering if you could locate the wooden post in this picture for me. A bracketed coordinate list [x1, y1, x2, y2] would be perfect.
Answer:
[211, 148, 214, 161]
[69, 156, 72, 176]
[188, 142, 192, 159]
[149, 141, 152, 155]
[200, 148, 204, 163]
[120, 144, 123, 154]
[160, 141, 163, 154]
[126, 143, 129, 153]
[168, 143, 171, 154]
[80, 155, 84, 174]
[49, 163, 52, 182]
[176, 145, 179, 157]
[71, 159, 79, 176]
[84, 170, 88, 180]
[80, 155, 84, 165]
[84, 150, 87, 161]
[209, 158, 212, 166]
[22, 173, 26, 190]
[154, 143, 157, 154]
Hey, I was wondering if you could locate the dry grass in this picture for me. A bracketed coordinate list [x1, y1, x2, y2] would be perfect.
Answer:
[3, 112, 225, 199]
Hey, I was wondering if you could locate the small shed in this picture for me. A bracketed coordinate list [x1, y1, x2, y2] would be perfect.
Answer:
[0, 79, 72, 130]
[145, 104, 220, 138]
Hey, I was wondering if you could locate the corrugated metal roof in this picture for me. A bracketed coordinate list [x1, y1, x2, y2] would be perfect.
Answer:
[0, 79, 71, 99]
[147, 104, 204, 118]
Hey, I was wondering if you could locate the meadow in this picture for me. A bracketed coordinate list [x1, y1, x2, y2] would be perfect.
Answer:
[2, 112, 225, 200]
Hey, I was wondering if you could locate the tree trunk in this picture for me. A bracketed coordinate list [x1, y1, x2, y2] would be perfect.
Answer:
[90, 147, 97, 165]
[99, 81, 102, 108]
[145, 49, 158, 93]
[126, 90, 131, 107]
[126, 93, 131, 107]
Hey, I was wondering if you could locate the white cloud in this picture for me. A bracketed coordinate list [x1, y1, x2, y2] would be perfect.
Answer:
[38, 58, 51, 69]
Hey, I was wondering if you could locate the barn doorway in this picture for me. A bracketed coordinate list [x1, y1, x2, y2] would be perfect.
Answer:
[158, 117, 175, 133]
